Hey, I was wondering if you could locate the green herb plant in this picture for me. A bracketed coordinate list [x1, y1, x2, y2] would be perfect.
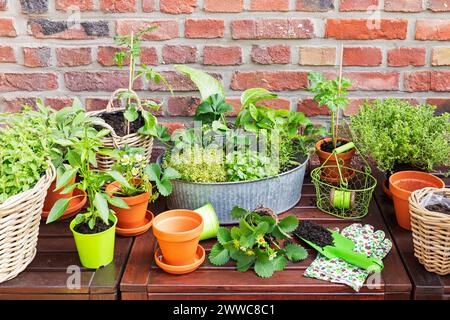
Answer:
[209, 206, 308, 278]
[108, 146, 180, 201]
[114, 25, 172, 141]
[349, 99, 450, 173]
[307, 72, 352, 150]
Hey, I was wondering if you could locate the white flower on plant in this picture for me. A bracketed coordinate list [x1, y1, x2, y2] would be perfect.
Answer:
[134, 154, 144, 163]
[268, 251, 277, 261]
[131, 167, 139, 176]
[121, 155, 130, 165]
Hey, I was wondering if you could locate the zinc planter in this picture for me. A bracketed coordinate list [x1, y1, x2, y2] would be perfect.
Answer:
[70, 215, 117, 269]
[158, 154, 309, 225]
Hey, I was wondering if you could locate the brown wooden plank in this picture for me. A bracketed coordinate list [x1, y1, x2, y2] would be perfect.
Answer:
[122, 292, 148, 300]
[148, 293, 385, 300]
[37, 237, 77, 252]
[0, 293, 90, 300]
[90, 293, 118, 300]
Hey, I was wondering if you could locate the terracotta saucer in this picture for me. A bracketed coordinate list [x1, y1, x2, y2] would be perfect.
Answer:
[41, 188, 87, 221]
[155, 245, 205, 275]
[116, 210, 154, 237]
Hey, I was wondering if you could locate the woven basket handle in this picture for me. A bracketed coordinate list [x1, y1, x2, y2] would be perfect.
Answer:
[106, 88, 143, 113]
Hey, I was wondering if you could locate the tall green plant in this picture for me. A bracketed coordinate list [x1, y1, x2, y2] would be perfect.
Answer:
[307, 72, 352, 149]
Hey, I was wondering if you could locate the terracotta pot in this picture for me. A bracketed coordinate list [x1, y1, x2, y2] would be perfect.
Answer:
[389, 171, 444, 230]
[105, 181, 151, 229]
[153, 210, 204, 266]
[315, 138, 355, 183]
[43, 176, 76, 212]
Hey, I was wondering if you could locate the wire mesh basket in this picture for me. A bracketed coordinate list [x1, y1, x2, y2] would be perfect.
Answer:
[311, 142, 377, 219]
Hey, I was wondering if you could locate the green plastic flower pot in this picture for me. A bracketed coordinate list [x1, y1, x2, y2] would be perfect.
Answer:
[70, 215, 117, 269]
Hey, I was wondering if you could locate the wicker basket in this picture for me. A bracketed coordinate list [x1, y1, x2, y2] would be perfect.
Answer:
[88, 89, 154, 171]
[410, 187, 450, 276]
[0, 163, 55, 283]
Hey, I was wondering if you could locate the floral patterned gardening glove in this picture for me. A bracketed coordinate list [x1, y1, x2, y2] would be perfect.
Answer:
[304, 223, 392, 292]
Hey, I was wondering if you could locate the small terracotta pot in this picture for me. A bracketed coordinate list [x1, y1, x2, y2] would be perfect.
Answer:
[153, 210, 204, 266]
[43, 176, 76, 212]
[315, 138, 355, 183]
[105, 181, 151, 229]
[389, 171, 444, 230]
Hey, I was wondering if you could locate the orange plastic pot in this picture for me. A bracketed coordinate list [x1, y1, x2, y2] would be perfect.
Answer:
[389, 171, 444, 230]
[315, 138, 355, 183]
[105, 181, 151, 229]
[43, 176, 76, 212]
[153, 210, 204, 266]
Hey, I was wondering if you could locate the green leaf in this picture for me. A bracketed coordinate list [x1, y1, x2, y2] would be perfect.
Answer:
[60, 184, 77, 195]
[55, 167, 78, 191]
[161, 167, 181, 181]
[46, 198, 71, 224]
[209, 243, 230, 266]
[241, 88, 277, 107]
[217, 227, 232, 245]
[254, 255, 274, 278]
[239, 234, 255, 249]
[175, 65, 225, 101]
[231, 206, 248, 219]
[106, 196, 129, 209]
[108, 171, 132, 190]
[278, 215, 299, 233]
[236, 254, 256, 273]
[124, 107, 139, 122]
[285, 243, 308, 262]
[254, 221, 269, 235]
[144, 163, 161, 181]
[230, 226, 242, 240]
[156, 179, 172, 197]
[272, 255, 287, 272]
[94, 193, 109, 224]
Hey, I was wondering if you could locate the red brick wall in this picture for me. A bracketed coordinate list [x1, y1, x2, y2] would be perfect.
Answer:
[0, 0, 449, 125]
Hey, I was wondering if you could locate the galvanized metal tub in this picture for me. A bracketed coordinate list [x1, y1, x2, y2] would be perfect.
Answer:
[157, 154, 309, 225]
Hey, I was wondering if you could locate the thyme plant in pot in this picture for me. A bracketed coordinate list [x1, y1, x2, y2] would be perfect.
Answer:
[159, 66, 325, 224]
[88, 25, 172, 171]
[105, 146, 180, 236]
[46, 126, 129, 269]
[307, 72, 354, 182]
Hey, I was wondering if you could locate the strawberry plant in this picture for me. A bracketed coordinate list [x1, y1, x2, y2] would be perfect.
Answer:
[209, 206, 308, 278]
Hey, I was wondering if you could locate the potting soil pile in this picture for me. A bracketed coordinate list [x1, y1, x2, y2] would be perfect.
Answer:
[304, 223, 392, 292]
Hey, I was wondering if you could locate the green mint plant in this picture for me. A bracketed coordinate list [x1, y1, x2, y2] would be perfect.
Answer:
[113, 25, 172, 140]
[108, 146, 180, 200]
[349, 99, 450, 173]
[225, 150, 278, 182]
[209, 206, 308, 278]
[307, 72, 352, 149]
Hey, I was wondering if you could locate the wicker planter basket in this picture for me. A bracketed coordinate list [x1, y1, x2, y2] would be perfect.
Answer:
[410, 187, 450, 276]
[88, 89, 154, 172]
[0, 163, 55, 283]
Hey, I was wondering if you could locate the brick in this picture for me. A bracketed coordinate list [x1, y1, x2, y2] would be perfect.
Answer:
[0, 46, 15, 63]
[343, 47, 382, 66]
[29, 19, 109, 40]
[56, 0, 93, 11]
[149, 71, 222, 92]
[1, 98, 38, 112]
[257, 98, 291, 110]
[162, 45, 196, 64]
[45, 97, 74, 110]
[250, 0, 289, 11]
[56, 47, 92, 67]
[116, 20, 178, 40]
[432, 71, 450, 92]
[204, 0, 243, 12]
[299, 47, 336, 66]
[384, 0, 423, 12]
[231, 71, 308, 91]
[339, 0, 378, 11]
[203, 46, 242, 66]
[185, 19, 224, 39]
[142, 0, 155, 12]
[98, 46, 127, 66]
[325, 19, 408, 40]
[20, 0, 48, 14]
[231, 19, 314, 39]
[0, 73, 58, 92]
[160, 122, 186, 134]
[251, 45, 290, 65]
[404, 71, 431, 92]
[297, 99, 330, 117]
[0, 0, 7, 10]
[85, 98, 113, 111]
[100, 0, 136, 12]
[431, 47, 450, 66]
[64, 71, 142, 92]
[296, 0, 334, 11]
[344, 99, 376, 116]
[140, 47, 158, 65]
[161, 0, 196, 14]
[23, 47, 51, 68]
[167, 96, 201, 116]
[426, 98, 450, 115]
[415, 19, 450, 40]
[387, 47, 426, 67]
[344, 72, 400, 91]
[0, 18, 16, 37]
[428, 0, 450, 11]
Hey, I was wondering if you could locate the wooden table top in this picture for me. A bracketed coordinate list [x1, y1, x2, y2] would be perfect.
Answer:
[373, 170, 450, 300]
[120, 178, 412, 300]
[0, 219, 133, 300]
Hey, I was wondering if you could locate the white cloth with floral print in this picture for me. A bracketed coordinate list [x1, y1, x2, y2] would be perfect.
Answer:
[304, 223, 392, 292]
